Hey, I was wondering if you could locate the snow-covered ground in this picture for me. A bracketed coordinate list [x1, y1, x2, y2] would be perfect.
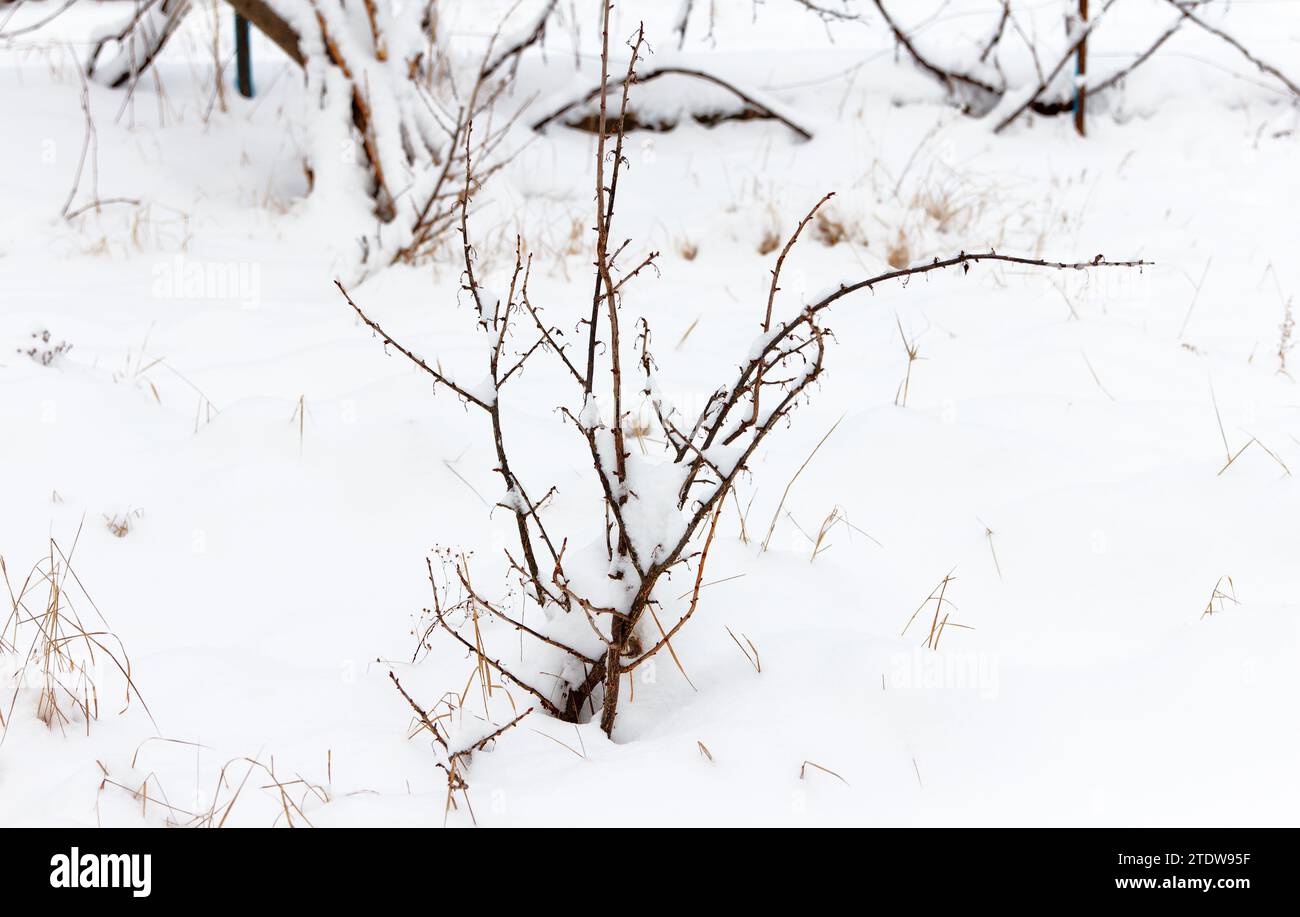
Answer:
[1, 0, 1298, 827]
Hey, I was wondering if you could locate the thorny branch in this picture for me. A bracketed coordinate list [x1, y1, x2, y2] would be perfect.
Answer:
[340, 3, 1150, 812]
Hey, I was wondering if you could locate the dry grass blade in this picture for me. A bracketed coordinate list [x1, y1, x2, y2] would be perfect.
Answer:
[800, 759, 849, 786]
[900, 569, 970, 650]
[894, 316, 920, 407]
[647, 605, 696, 690]
[1081, 351, 1116, 401]
[290, 394, 308, 455]
[809, 509, 835, 561]
[979, 517, 1003, 580]
[676, 315, 701, 349]
[761, 416, 844, 552]
[96, 746, 336, 828]
[1178, 257, 1213, 339]
[1218, 438, 1253, 475]
[724, 626, 761, 673]
[2, 534, 151, 741]
[1210, 384, 1232, 464]
[1200, 575, 1238, 619]
[1246, 434, 1292, 477]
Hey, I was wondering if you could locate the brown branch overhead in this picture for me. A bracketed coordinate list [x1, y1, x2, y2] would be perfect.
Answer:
[224, 0, 304, 66]
[647, 252, 1150, 688]
[803, 251, 1151, 321]
[672, 250, 1150, 512]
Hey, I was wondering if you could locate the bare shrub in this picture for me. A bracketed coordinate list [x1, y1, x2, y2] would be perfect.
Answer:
[338, 9, 1147, 812]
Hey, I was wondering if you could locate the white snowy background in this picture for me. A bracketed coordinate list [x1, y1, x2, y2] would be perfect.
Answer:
[1, 0, 1297, 826]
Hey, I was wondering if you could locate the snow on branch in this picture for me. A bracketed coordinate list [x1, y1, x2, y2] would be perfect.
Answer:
[873, 0, 1285, 131]
[337, 7, 1149, 815]
[85, 0, 192, 90]
[481, 0, 559, 80]
[532, 65, 814, 139]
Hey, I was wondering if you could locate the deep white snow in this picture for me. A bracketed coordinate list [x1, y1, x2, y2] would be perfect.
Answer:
[1, 0, 1297, 827]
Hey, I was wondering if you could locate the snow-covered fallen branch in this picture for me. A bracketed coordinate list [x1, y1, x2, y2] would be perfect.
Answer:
[532, 64, 814, 140]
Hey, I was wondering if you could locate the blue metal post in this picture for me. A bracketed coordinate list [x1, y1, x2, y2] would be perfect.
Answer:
[235, 13, 253, 98]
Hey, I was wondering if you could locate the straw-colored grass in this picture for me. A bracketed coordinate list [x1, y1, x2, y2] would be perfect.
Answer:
[1, 527, 150, 737]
